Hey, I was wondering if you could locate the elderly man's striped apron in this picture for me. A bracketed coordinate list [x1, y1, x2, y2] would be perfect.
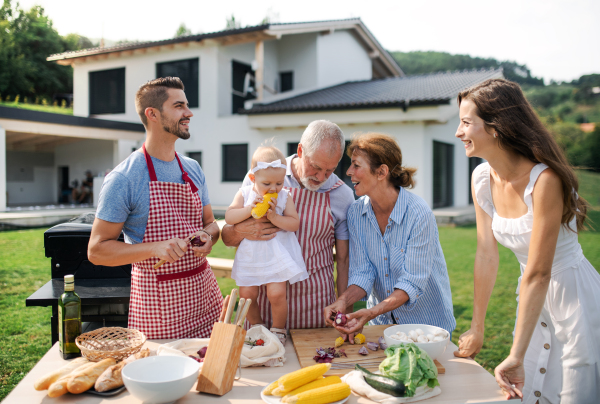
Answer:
[256, 180, 345, 329]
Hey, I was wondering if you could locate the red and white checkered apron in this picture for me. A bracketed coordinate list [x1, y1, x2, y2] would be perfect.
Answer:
[128, 144, 223, 339]
[255, 180, 345, 329]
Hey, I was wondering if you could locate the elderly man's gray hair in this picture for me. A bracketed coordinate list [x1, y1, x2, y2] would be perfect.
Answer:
[300, 120, 345, 159]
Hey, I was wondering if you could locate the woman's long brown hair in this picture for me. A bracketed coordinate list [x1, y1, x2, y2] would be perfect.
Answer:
[458, 78, 589, 231]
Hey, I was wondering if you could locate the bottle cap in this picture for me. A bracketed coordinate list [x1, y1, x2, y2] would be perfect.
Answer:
[64, 274, 74, 283]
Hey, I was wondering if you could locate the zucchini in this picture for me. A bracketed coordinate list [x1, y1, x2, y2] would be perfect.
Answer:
[355, 364, 405, 397]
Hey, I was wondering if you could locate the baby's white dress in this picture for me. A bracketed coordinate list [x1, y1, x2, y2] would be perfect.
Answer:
[232, 186, 308, 286]
[474, 162, 600, 404]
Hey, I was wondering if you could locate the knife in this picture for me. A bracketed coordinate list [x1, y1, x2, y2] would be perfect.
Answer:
[218, 295, 230, 323]
[153, 236, 197, 270]
[234, 298, 245, 325]
[236, 298, 251, 327]
[223, 289, 238, 324]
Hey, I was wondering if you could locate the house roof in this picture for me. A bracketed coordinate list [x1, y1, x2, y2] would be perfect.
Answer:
[46, 18, 402, 78]
[241, 68, 504, 114]
[0, 106, 145, 131]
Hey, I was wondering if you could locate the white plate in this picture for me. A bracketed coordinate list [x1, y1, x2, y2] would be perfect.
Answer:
[260, 383, 350, 404]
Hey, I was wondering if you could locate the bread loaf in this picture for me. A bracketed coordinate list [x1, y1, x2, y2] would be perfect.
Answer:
[67, 358, 116, 394]
[34, 357, 88, 390]
[47, 362, 96, 398]
[95, 348, 150, 392]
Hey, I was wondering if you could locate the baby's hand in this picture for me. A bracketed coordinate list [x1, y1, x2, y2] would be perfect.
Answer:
[250, 195, 263, 209]
[265, 200, 277, 221]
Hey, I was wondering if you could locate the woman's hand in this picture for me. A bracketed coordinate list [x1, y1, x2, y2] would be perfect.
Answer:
[494, 355, 525, 400]
[453, 328, 484, 359]
[191, 231, 212, 258]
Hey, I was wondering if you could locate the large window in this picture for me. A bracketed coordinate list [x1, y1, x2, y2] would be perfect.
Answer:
[222, 144, 248, 182]
[187, 151, 202, 168]
[433, 141, 454, 208]
[89, 68, 125, 114]
[468, 157, 483, 204]
[280, 71, 293, 92]
[156, 58, 199, 108]
[231, 60, 255, 114]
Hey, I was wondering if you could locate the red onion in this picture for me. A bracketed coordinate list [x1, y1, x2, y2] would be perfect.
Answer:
[198, 346, 208, 358]
[378, 336, 388, 350]
[335, 312, 347, 325]
[358, 346, 369, 355]
[366, 342, 379, 351]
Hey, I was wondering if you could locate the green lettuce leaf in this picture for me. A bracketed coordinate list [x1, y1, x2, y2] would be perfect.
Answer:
[379, 343, 439, 397]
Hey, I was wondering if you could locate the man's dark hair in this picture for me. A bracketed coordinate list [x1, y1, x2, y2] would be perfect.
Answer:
[135, 77, 185, 127]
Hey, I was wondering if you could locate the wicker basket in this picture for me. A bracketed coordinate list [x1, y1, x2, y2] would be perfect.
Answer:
[75, 327, 146, 362]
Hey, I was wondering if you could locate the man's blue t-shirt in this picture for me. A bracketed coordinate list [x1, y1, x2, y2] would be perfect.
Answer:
[96, 151, 210, 245]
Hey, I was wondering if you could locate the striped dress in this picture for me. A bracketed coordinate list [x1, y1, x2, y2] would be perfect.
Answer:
[347, 187, 456, 334]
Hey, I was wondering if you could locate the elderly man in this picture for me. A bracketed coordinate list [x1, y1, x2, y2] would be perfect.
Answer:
[222, 120, 355, 330]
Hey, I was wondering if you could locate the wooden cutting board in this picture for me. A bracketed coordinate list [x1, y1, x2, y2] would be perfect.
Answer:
[290, 325, 445, 375]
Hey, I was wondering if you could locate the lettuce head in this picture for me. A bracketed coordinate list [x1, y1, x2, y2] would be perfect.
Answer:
[379, 342, 440, 397]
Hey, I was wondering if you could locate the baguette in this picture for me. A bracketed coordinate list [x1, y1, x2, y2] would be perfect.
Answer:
[67, 358, 116, 394]
[95, 349, 151, 392]
[47, 362, 96, 398]
[34, 357, 89, 390]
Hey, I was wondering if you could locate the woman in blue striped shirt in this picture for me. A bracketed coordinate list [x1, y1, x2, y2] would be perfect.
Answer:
[324, 133, 456, 341]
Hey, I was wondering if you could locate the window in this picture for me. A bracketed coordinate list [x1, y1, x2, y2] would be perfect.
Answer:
[433, 141, 454, 208]
[468, 157, 483, 204]
[156, 58, 199, 108]
[222, 144, 248, 182]
[287, 142, 299, 157]
[231, 60, 255, 114]
[89, 68, 125, 114]
[187, 151, 202, 168]
[280, 71, 293, 92]
[334, 141, 354, 194]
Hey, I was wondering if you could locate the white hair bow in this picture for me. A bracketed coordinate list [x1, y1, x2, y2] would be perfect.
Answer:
[251, 160, 287, 173]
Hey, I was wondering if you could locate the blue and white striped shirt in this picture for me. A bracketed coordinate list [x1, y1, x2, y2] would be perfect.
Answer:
[347, 188, 456, 334]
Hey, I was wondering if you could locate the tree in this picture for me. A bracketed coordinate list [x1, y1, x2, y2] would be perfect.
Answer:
[62, 33, 97, 51]
[174, 23, 192, 38]
[225, 14, 241, 30]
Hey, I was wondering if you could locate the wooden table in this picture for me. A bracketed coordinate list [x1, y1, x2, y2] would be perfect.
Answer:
[3, 337, 505, 404]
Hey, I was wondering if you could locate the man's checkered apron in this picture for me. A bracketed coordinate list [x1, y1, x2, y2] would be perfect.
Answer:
[256, 180, 345, 329]
[128, 144, 223, 339]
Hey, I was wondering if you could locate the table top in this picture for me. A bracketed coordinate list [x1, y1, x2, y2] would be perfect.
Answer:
[26, 279, 131, 307]
[3, 334, 505, 404]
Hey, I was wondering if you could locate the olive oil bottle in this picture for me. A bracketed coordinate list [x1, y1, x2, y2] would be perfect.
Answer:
[58, 274, 81, 359]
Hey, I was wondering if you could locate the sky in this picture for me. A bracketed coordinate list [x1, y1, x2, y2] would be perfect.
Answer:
[17, 0, 600, 83]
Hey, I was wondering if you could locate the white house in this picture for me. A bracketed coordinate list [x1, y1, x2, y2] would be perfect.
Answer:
[1, 18, 502, 213]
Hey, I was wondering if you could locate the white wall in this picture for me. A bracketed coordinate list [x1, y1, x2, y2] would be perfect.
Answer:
[7, 167, 55, 205]
[55, 139, 115, 188]
[277, 33, 318, 92]
[316, 30, 372, 88]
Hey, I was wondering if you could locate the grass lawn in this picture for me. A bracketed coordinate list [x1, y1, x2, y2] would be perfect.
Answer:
[0, 101, 73, 115]
[0, 170, 598, 399]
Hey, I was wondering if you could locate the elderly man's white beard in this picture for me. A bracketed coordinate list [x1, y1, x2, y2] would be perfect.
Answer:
[300, 175, 325, 191]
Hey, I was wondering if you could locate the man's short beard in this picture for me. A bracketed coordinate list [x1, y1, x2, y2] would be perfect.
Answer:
[300, 175, 325, 191]
[163, 117, 190, 140]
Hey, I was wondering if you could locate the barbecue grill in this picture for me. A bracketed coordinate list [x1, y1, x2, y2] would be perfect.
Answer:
[26, 220, 131, 344]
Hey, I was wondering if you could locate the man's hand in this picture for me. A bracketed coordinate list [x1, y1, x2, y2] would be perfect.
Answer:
[324, 299, 349, 327]
[191, 232, 212, 258]
[233, 216, 280, 241]
[453, 328, 484, 359]
[151, 238, 189, 263]
[334, 309, 370, 343]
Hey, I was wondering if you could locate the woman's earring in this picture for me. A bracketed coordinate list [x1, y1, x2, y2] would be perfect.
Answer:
[493, 133, 498, 138]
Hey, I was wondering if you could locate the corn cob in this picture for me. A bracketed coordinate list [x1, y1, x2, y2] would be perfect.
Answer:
[277, 363, 331, 392]
[281, 376, 342, 403]
[263, 380, 280, 396]
[251, 192, 278, 219]
[272, 377, 323, 397]
[285, 382, 351, 404]
[334, 337, 344, 348]
[354, 333, 366, 344]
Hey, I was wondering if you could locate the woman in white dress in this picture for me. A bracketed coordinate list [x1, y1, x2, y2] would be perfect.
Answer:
[453, 79, 600, 403]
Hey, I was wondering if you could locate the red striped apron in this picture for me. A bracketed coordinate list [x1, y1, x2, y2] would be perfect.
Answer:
[128, 144, 223, 339]
[256, 179, 345, 329]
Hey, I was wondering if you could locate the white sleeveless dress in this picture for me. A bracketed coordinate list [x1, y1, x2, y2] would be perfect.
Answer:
[231, 186, 309, 287]
[474, 162, 600, 404]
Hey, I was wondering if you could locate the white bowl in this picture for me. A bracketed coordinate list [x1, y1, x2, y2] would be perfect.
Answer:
[122, 356, 200, 404]
[383, 324, 450, 361]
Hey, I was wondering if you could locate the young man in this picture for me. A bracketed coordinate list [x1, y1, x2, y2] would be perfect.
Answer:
[88, 77, 222, 339]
